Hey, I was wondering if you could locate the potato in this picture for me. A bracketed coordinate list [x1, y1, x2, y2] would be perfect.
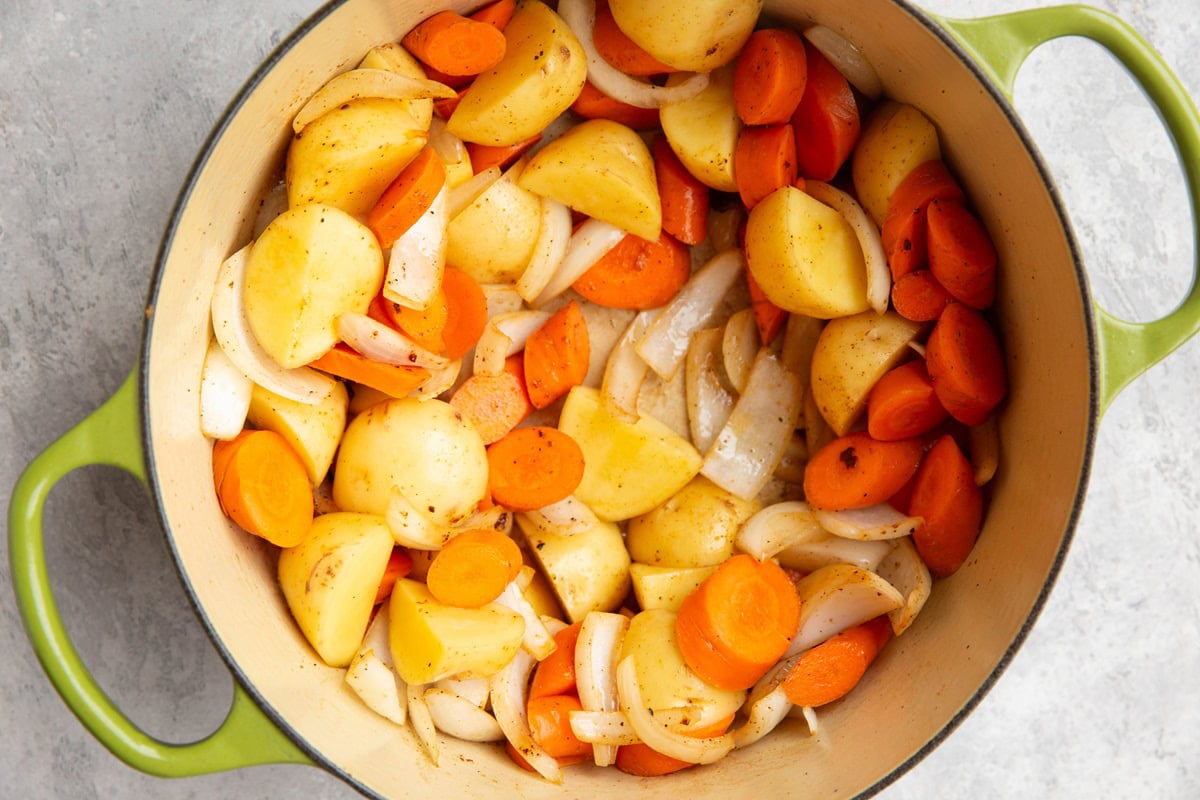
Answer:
[630, 563, 717, 613]
[445, 1, 586, 146]
[659, 65, 740, 193]
[620, 608, 746, 731]
[517, 514, 630, 623]
[246, 380, 348, 485]
[625, 476, 760, 567]
[446, 160, 541, 284]
[277, 512, 394, 667]
[518, 119, 661, 241]
[243, 204, 383, 368]
[608, 0, 762, 72]
[357, 42, 434, 130]
[286, 97, 427, 217]
[852, 101, 942, 226]
[744, 185, 869, 319]
[557, 386, 702, 521]
[809, 310, 923, 435]
[332, 398, 489, 527]
[388, 578, 525, 685]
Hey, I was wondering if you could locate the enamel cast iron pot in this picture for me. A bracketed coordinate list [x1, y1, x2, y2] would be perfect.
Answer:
[10, 1, 1200, 797]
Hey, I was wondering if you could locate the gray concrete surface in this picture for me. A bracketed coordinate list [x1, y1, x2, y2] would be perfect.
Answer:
[2, 0, 1198, 797]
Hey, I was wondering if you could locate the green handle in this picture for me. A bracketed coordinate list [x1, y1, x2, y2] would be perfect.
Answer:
[935, 4, 1200, 414]
[8, 370, 311, 776]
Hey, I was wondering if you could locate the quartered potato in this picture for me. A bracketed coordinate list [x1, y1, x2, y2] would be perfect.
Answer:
[246, 380, 348, 485]
[607, 0, 762, 72]
[447, 160, 542, 284]
[852, 101, 942, 226]
[659, 65, 741, 193]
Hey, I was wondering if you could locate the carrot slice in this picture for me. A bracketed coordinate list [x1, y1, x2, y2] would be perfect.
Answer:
[909, 434, 983, 577]
[529, 621, 583, 700]
[614, 713, 735, 777]
[734, 123, 797, 210]
[924, 302, 1006, 425]
[791, 45, 860, 181]
[653, 136, 708, 245]
[890, 269, 954, 322]
[592, 0, 674, 76]
[571, 230, 692, 310]
[523, 300, 590, 409]
[927, 199, 998, 309]
[449, 353, 533, 444]
[745, 267, 788, 345]
[803, 431, 925, 511]
[571, 81, 661, 130]
[466, 133, 542, 174]
[425, 527, 523, 608]
[386, 266, 487, 359]
[781, 616, 891, 707]
[867, 359, 949, 441]
[373, 547, 415, 605]
[367, 148, 446, 249]
[401, 10, 507, 77]
[675, 554, 801, 691]
[881, 160, 965, 279]
[212, 429, 313, 548]
[527, 694, 594, 760]
[309, 344, 431, 398]
[470, 0, 517, 30]
[486, 426, 586, 512]
[733, 28, 808, 125]
[433, 87, 469, 119]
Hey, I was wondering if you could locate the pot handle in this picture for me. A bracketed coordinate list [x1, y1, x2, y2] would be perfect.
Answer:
[8, 370, 312, 776]
[935, 5, 1200, 414]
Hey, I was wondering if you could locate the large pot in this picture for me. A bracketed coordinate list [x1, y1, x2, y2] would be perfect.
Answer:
[10, 0, 1200, 797]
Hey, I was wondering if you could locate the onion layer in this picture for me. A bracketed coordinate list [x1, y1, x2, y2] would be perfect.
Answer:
[616, 656, 734, 765]
[383, 184, 447, 311]
[575, 611, 629, 766]
[803, 25, 883, 101]
[517, 198, 573, 304]
[423, 688, 504, 742]
[336, 312, 449, 370]
[490, 648, 563, 783]
[814, 503, 923, 541]
[199, 340, 252, 440]
[533, 218, 626, 307]
[806, 180, 890, 314]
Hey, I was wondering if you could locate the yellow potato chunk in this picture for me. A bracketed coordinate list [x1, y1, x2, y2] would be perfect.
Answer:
[607, 0, 762, 72]
[630, 563, 718, 613]
[517, 514, 631, 623]
[447, 161, 542, 284]
[246, 380, 348, 485]
[852, 101, 942, 226]
[625, 476, 760, 567]
[659, 65, 740, 193]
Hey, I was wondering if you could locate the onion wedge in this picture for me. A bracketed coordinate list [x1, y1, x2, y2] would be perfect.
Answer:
[408, 357, 461, 401]
[423, 688, 504, 742]
[435, 675, 491, 709]
[616, 657, 734, 765]
[740, 501, 892, 573]
[407, 681, 440, 765]
[517, 495, 599, 538]
[575, 612, 629, 766]
[786, 564, 905, 657]
[685, 327, 735, 454]
[803, 25, 883, 100]
[199, 339, 252, 440]
[814, 503, 923, 541]
[532, 218, 626, 307]
[336, 312, 449, 370]
[733, 684, 792, 749]
[516, 198, 573, 304]
[383, 184, 447, 311]
[473, 309, 552, 376]
[385, 486, 452, 550]
[345, 605, 408, 726]
[490, 648, 563, 783]
[805, 180, 889, 314]
[495, 578, 556, 661]
[780, 313, 823, 379]
[874, 537, 932, 636]
[292, 68, 455, 134]
[569, 710, 638, 746]
[601, 309, 658, 420]
[721, 308, 759, 394]
[969, 414, 1001, 486]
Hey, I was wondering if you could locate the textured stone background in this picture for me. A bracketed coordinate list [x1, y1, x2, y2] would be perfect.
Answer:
[2, 0, 1198, 797]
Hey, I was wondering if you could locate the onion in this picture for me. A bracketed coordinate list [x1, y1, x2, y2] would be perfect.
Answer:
[336, 312, 449, 370]
[434, 675, 491, 709]
[209, 244, 335, 404]
[383, 185, 447, 311]
[345, 605, 408, 726]
[721, 308, 759, 394]
[803, 387, 836, 456]
[516, 198, 573, 303]
[736, 501, 825, 561]
[490, 647, 563, 783]
[423, 688, 504, 742]
[796, 704, 820, 735]
[780, 312, 823, 379]
[532, 218, 626, 307]
[813, 503, 923, 541]
[616, 657, 734, 765]
[385, 486, 453, 550]
[635, 367, 691, 440]
[786, 564, 905, 657]
[557, 0, 710, 109]
[701, 350, 803, 500]
[637, 249, 745, 381]
[773, 431, 808, 484]
[568, 710, 638, 746]
[407, 681, 440, 765]
[969, 414, 1000, 486]
[775, 532, 892, 574]
[574, 611, 629, 766]
[803, 25, 883, 101]
[495, 578, 557, 660]
[483, 282, 526, 318]
[733, 684, 792, 749]
[447, 165, 501, 219]
[805, 180, 890, 314]
[408, 357, 461, 401]
[874, 536, 932, 636]
[517, 495, 599, 538]
[428, 116, 466, 165]
[199, 339, 252, 440]
[685, 327, 735, 454]
[601, 309, 657, 420]
[292, 68, 456, 134]
[473, 309, 553, 376]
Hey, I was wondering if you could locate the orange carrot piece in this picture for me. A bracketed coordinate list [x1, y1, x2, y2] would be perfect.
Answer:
[891, 269, 954, 322]
[470, 0, 517, 30]
[571, 230, 692, 310]
[803, 431, 925, 511]
[440, 266, 489, 360]
[523, 300, 590, 409]
[367, 149, 446, 249]
[881, 160, 965, 279]
[433, 87, 469, 119]
[592, 0, 674, 76]
[653, 136, 708, 245]
[781, 616, 891, 707]
[212, 429, 313, 548]
[449, 354, 533, 444]
[526, 694, 593, 761]
[867, 359, 949, 442]
[675, 554, 801, 691]
[401, 10, 507, 77]
[614, 713, 736, 777]
[909, 434, 984, 577]
[733, 28, 808, 125]
[924, 302, 1006, 426]
[791, 45, 860, 181]
[425, 527, 523, 608]
[734, 123, 797, 210]
[466, 133, 542, 174]
[486, 426, 586, 512]
[927, 199, 998, 309]
[571, 80, 661, 130]
[745, 268, 788, 345]
[374, 548, 415, 605]
[529, 621, 583, 700]
[309, 343, 431, 398]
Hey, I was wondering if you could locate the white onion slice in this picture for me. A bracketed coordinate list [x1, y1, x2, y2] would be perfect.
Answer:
[518, 495, 599, 538]
[805, 180, 890, 315]
[721, 308, 759, 394]
[408, 357, 461, 401]
[209, 244, 335, 404]
[473, 309, 553, 376]
[601, 309, 657, 420]
[637, 249, 744, 381]
[969, 414, 1000, 486]
[733, 684, 792, 749]
[495, 578, 556, 660]
[385, 486, 453, 550]
[803, 25, 883, 101]
[874, 536, 932, 636]
[407, 681, 440, 765]
[336, 312, 449, 370]
[428, 116, 466, 166]
[786, 564, 905, 657]
[814, 503, 923, 541]
[736, 501, 824, 561]
[701, 350, 803, 500]
[575, 612, 629, 766]
[199, 339, 252, 440]
[490, 648, 563, 783]
[780, 313, 823, 379]
[517, 198, 573, 303]
[773, 431, 808, 484]
[557, 0, 710, 109]
[685, 327, 736, 454]
[423, 688, 504, 742]
[616, 657, 734, 765]
[447, 165, 501, 219]
[532, 218, 626, 307]
[435, 675, 491, 709]
[797, 704, 820, 735]
[292, 68, 456, 134]
[345, 605, 408, 725]
[569, 710, 638, 746]
[776, 532, 892, 574]
[383, 184, 447, 311]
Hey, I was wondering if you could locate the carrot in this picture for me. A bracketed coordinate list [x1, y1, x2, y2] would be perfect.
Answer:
[890, 269, 954, 322]
[373, 547, 415, 605]
[486, 426, 586, 512]
[449, 353, 533, 444]
[924, 302, 1006, 425]
[881, 160, 965, 280]
[745, 268, 788, 345]
[383, 293, 447, 355]
[675, 554, 801, 691]
[506, 738, 590, 772]
[909, 434, 983, 577]
[425, 527, 523, 608]
[433, 87, 469, 119]
[733, 28, 808, 125]
[522, 300, 590, 409]
[570, 81, 661, 130]
[926, 199, 998, 309]
[781, 616, 891, 707]
[571, 230, 692, 310]
[309, 343, 431, 398]
[803, 431, 925, 511]
[527, 694, 593, 761]
[469, 0, 517, 30]
[529, 621, 583, 700]
[386, 266, 488, 359]
[367, 148, 445, 250]
[791, 45, 860, 181]
[592, 0, 673, 76]
[466, 133, 542, 174]
[400, 10, 507, 77]
[867, 359, 948, 442]
[652, 136, 708, 245]
[614, 713, 735, 777]
[212, 429, 313, 548]
[734, 123, 797, 210]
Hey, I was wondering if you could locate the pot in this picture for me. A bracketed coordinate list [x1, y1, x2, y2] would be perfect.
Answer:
[10, 0, 1200, 797]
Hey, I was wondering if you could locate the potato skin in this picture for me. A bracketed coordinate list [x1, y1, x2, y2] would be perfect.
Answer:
[625, 476, 760, 567]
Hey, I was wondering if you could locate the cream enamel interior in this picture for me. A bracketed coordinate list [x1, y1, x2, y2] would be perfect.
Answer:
[143, 0, 1095, 797]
